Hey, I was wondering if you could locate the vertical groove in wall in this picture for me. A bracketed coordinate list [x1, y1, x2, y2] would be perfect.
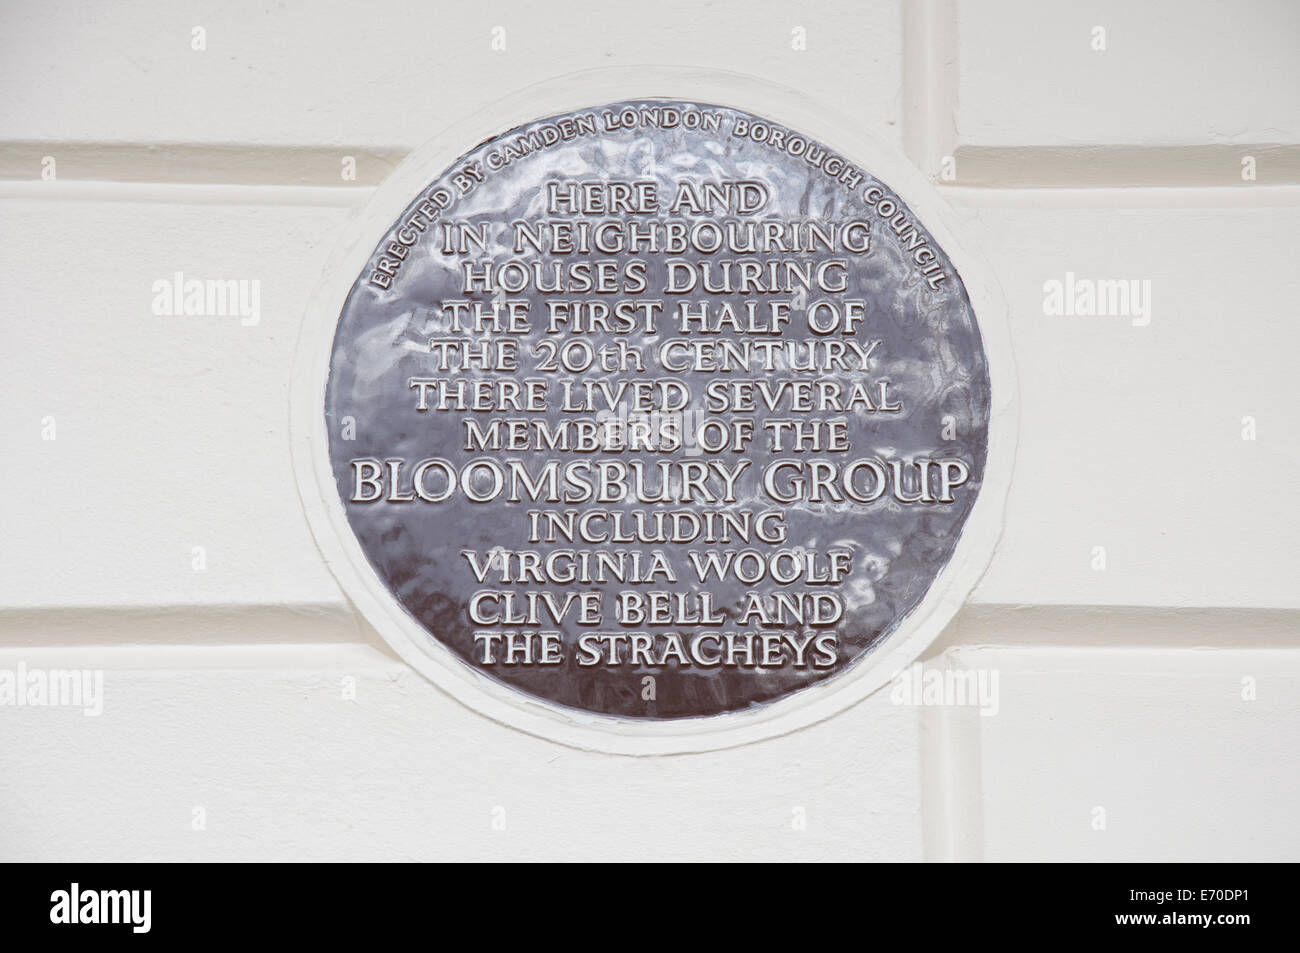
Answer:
[901, 0, 959, 179]
[920, 649, 987, 860]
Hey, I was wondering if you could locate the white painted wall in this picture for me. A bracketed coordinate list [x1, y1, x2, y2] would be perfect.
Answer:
[1, 0, 1296, 861]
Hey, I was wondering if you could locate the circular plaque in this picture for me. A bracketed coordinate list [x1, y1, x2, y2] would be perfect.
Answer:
[297, 83, 1011, 748]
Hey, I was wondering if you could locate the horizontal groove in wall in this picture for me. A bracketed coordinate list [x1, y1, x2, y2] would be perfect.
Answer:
[940, 183, 1300, 208]
[0, 179, 373, 207]
[931, 605, 1300, 655]
[0, 641, 397, 672]
[0, 141, 407, 187]
[0, 604, 373, 648]
[947, 144, 1300, 189]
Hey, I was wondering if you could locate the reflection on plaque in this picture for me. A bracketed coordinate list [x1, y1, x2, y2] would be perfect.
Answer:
[323, 101, 990, 718]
